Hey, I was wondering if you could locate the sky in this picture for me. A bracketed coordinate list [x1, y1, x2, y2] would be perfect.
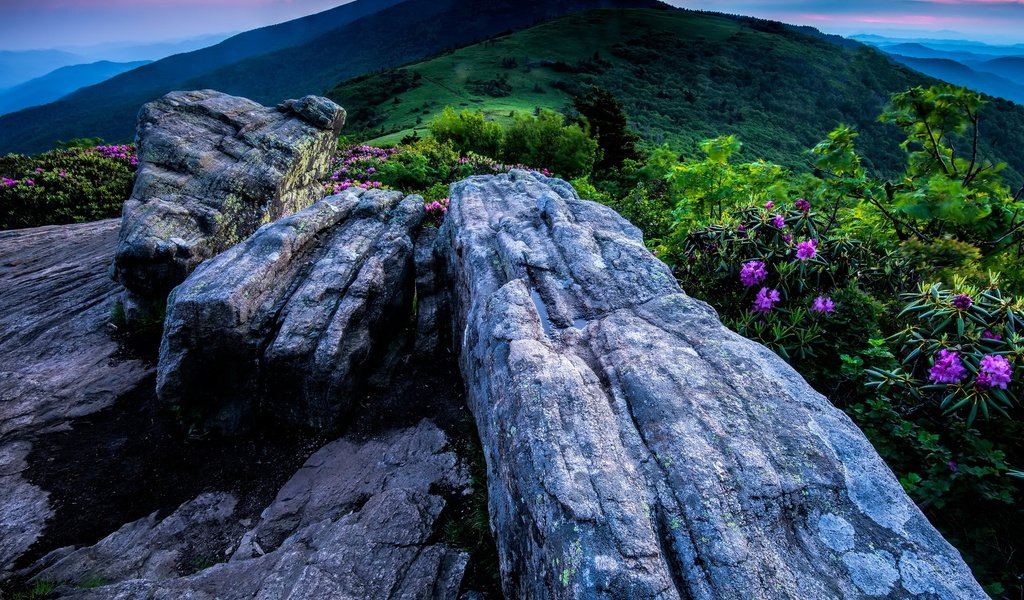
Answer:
[671, 0, 1024, 45]
[0, 0, 1022, 52]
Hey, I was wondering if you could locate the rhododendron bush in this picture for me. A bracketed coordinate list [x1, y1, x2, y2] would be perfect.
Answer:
[626, 85, 1023, 593]
[0, 144, 138, 229]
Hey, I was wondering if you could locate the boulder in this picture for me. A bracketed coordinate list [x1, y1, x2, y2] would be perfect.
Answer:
[26, 421, 469, 599]
[437, 170, 986, 599]
[112, 89, 345, 322]
[0, 220, 153, 576]
[157, 188, 425, 433]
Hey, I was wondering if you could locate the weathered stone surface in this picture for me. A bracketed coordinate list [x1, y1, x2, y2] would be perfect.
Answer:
[438, 170, 986, 599]
[27, 492, 239, 586]
[157, 188, 424, 433]
[112, 89, 345, 320]
[30, 421, 468, 599]
[0, 221, 152, 576]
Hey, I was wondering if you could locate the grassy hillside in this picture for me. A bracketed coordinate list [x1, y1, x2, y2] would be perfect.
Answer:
[326, 8, 1024, 185]
[0, 0, 657, 154]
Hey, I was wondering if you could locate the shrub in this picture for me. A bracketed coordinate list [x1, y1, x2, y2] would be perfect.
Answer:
[0, 145, 137, 229]
[501, 110, 596, 179]
[429, 107, 503, 158]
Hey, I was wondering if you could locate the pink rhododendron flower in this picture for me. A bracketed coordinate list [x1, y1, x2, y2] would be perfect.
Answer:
[795, 239, 818, 261]
[929, 349, 966, 384]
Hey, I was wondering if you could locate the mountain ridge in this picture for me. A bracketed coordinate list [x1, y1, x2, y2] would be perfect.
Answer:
[0, 0, 659, 154]
[0, 60, 151, 116]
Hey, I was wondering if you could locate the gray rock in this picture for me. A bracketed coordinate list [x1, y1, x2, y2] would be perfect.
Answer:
[112, 89, 345, 321]
[437, 170, 986, 599]
[28, 492, 239, 586]
[0, 220, 152, 576]
[36, 421, 468, 600]
[157, 188, 424, 433]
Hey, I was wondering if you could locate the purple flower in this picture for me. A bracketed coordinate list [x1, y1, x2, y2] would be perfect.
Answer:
[795, 239, 818, 261]
[976, 354, 1012, 390]
[737, 224, 747, 232]
[34, 167, 44, 173]
[24, 179, 35, 186]
[751, 287, 781, 313]
[951, 294, 973, 310]
[982, 330, 1003, 341]
[764, 201, 774, 210]
[781, 234, 793, 244]
[811, 296, 835, 314]
[739, 260, 768, 287]
[795, 198, 811, 212]
[947, 461, 959, 473]
[772, 215, 786, 228]
[929, 349, 966, 384]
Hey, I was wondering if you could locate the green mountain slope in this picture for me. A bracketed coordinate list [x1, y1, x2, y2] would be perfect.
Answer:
[0, 0, 658, 154]
[325, 9, 1024, 185]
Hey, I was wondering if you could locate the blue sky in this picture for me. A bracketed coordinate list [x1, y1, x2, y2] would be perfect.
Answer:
[0, 0, 1022, 51]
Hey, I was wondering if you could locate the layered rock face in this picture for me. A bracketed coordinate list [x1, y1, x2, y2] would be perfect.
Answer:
[438, 170, 986, 599]
[0, 221, 153, 577]
[25, 421, 469, 599]
[112, 90, 345, 321]
[157, 188, 424, 433]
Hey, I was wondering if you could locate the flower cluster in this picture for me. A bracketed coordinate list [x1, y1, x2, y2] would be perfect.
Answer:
[752, 287, 781, 313]
[424, 198, 450, 226]
[811, 296, 835, 314]
[976, 354, 1012, 390]
[92, 144, 139, 166]
[795, 238, 818, 261]
[457, 153, 553, 177]
[952, 294, 973, 310]
[321, 145, 401, 195]
[739, 260, 767, 287]
[929, 349, 967, 384]
[794, 198, 811, 212]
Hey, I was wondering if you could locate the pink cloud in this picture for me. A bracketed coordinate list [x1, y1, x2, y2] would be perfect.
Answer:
[779, 11, 987, 27]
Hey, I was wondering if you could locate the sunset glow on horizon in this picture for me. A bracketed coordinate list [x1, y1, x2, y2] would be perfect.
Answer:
[0, 0, 1021, 51]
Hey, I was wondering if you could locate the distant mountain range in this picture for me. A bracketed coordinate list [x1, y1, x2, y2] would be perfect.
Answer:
[857, 35, 1024, 104]
[0, 0, 657, 153]
[0, 50, 82, 89]
[0, 60, 150, 116]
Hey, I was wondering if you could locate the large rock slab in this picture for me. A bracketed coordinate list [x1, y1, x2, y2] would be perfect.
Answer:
[157, 188, 425, 433]
[25, 421, 468, 599]
[0, 221, 152, 576]
[438, 170, 986, 599]
[112, 89, 345, 321]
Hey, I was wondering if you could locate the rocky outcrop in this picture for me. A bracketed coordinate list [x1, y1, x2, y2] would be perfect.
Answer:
[157, 187, 425, 433]
[25, 421, 469, 599]
[438, 170, 986, 599]
[112, 90, 345, 322]
[0, 221, 153, 576]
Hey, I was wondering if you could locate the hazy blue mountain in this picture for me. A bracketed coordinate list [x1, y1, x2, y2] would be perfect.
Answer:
[0, 60, 151, 116]
[853, 35, 1024, 57]
[888, 54, 1024, 103]
[878, 43, 990, 64]
[976, 57, 1024, 83]
[0, 50, 84, 89]
[0, 0, 658, 153]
